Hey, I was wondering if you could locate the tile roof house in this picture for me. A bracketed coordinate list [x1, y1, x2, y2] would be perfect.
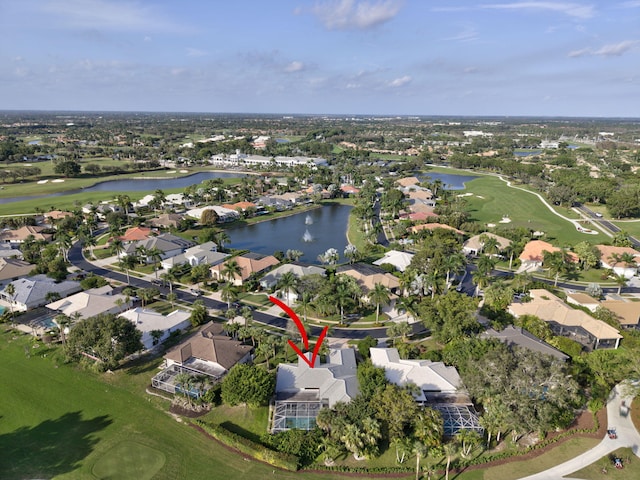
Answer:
[186, 206, 240, 223]
[146, 213, 184, 229]
[481, 325, 569, 361]
[272, 348, 359, 432]
[0, 225, 53, 244]
[120, 307, 192, 350]
[46, 285, 132, 320]
[340, 185, 360, 196]
[1, 274, 81, 312]
[409, 223, 464, 235]
[211, 252, 279, 286]
[596, 245, 639, 279]
[600, 299, 640, 330]
[370, 347, 482, 436]
[0, 258, 35, 286]
[508, 289, 622, 350]
[372, 250, 415, 272]
[119, 226, 154, 243]
[396, 176, 421, 187]
[463, 233, 512, 257]
[161, 241, 228, 269]
[222, 201, 257, 213]
[336, 263, 400, 293]
[566, 292, 600, 312]
[518, 240, 578, 271]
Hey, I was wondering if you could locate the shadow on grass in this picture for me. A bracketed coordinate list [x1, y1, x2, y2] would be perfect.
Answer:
[220, 421, 263, 444]
[0, 411, 112, 479]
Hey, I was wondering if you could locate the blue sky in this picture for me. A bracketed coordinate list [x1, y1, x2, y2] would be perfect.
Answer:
[1, 0, 639, 116]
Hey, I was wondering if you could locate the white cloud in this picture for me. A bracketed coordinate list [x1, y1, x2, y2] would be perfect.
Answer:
[482, 2, 596, 19]
[388, 75, 411, 87]
[40, 0, 184, 32]
[569, 40, 637, 57]
[284, 61, 305, 72]
[312, 0, 403, 31]
[186, 48, 208, 57]
[443, 26, 478, 42]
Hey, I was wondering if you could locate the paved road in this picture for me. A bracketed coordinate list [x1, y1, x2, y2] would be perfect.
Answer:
[576, 204, 640, 248]
[520, 383, 640, 480]
[68, 240, 424, 340]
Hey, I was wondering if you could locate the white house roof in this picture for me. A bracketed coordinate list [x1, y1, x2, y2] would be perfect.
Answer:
[3, 274, 81, 309]
[46, 286, 131, 319]
[275, 348, 359, 407]
[370, 347, 462, 401]
[372, 250, 415, 272]
[185, 205, 240, 221]
[260, 263, 326, 288]
[120, 308, 191, 336]
[162, 242, 228, 268]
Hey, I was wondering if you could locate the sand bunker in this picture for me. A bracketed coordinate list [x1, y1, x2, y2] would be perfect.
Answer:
[166, 170, 177, 174]
[179, 169, 188, 173]
[487, 223, 496, 228]
[37, 180, 49, 184]
[499, 217, 512, 224]
[457, 192, 473, 197]
[51, 179, 65, 183]
[476, 195, 485, 199]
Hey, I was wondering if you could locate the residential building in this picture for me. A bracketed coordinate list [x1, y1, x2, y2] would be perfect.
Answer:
[508, 289, 622, 350]
[152, 322, 252, 396]
[161, 241, 228, 269]
[481, 325, 569, 361]
[211, 252, 279, 286]
[370, 347, 482, 436]
[120, 307, 191, 350]
[1, 274, 81, 312]
[260, 263, 326, 300]
[186, 206, 240, 223]
[0, 244, 23, 260]
[0, 225, 53, 244]
[119, 226, 154, 243]
[46, 285, 132, 320]
[271, 348, 359, 433]
[122, 233, 195, 262]
[336, 263, 400, 294]
[600, 299, 640, 330]
[409, 223, 464, 235]
[372, 250, 415, 272]
[146, 213, 185, 229]
[463, 233, 512, 257]
[566, 292, 600, 312]
[518, 240, 578, 272]
[0, 258, 34, 286]
[596, 245, 639, 279]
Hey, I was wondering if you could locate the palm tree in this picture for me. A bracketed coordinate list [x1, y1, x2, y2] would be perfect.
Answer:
[161, 271, 177, 293]
[213, 230, 230, 252]
[277, 271, 298, 305]
[443, 442, 458, 480]
[369, 283, 390, 324]
[297, 291, 313, 324]
[240, 306, 253, 326]
[482, 236, 500, 257]
[456, 429, 481, 458]
[147, 247, 163, 279]
[543, 250, 568, 287]
[167, 292, 178, 308]
[443, 253, 466, 289]
[174, 372, 195, 406]
[414, 408, 444, 449]
[54, 313, 70, 345]
[340, 423, 365, 459]
[116, 194, 131, 216]
[220, 281, 238, 309]
[387, 321, 411, 345]
[413, 441, 428, 480]
[611, 273, 628, 295]
[221, 259, 242, 284]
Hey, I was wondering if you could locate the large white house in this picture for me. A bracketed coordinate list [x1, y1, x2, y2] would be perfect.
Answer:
[120, 307, 191, 350]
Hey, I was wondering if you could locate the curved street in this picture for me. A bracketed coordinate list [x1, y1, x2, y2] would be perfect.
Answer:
[521, 383, 640, 480]
[68, 239, 424, 340]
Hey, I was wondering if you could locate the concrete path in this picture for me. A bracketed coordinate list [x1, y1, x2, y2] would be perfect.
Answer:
[520, 384, 639, 479]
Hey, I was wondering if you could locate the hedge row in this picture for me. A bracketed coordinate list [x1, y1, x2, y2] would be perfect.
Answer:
[307, 464, 414, 474]
[193, 420, 299, 471]
[457, 420, 600, 468]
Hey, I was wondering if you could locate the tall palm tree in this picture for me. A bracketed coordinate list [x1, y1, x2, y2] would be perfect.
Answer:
[277, 271, 298, 304]
[543, 250, 568, 287]
[611, 273, 628, 295]
[174, 372, 195, 405]
[213, 230, 230, 252]
[443, 442, 458, 480]
[161, 271, 177, 293]
[221, 259, 242, 285]
[110, 239, 131, 284]
[482, 236, 500, 257]
[340, 423, 365, 459]
[369, 283, 390, 324]
[147, 247, 163, 279]
[220, 281, 238, 309]
[413, 441, 428, 480]
[443, 253, 466, 289]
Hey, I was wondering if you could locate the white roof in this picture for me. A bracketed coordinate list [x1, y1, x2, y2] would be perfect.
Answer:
[186, 205, 240, 220]
[120, 308, 191, 335]
[370, 347, 461, 401]
[372, 250, 415, 272]
[46, 286, 130, 319]
[275, 348, 359, 407]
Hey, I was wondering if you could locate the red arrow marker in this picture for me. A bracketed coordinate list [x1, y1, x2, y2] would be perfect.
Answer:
[269, 295, 329, 369]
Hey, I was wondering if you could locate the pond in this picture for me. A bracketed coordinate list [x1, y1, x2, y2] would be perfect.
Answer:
[226, 204, 352, 264]
[418, 172, 478, 190]
[0, 172, 245, 205]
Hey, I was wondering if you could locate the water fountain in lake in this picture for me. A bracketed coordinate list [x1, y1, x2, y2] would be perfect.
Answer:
[302, 229, 313, 242]
[305, 214, 313, 225]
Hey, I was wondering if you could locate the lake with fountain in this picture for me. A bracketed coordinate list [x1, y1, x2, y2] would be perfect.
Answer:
[226, 204, 352, 264]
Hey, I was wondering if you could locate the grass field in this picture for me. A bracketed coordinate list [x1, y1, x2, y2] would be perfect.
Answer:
[461, 175, 598, 246]
[567, 448, 638, 479]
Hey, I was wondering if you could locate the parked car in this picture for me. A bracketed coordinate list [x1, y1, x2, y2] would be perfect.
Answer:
[190, 288, 203, 297]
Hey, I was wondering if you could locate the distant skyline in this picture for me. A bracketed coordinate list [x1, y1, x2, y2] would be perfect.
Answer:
[1, 1, 639, 117]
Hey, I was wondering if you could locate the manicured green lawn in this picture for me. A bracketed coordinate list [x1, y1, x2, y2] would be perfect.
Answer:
[92, 441, 166, 480]
[0, 329, 367, 480]
[462, 176, 599, 246]
[567, 448, 638, 479]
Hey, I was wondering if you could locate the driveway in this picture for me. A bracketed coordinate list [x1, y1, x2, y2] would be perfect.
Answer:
[520, 383, 639, 479]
